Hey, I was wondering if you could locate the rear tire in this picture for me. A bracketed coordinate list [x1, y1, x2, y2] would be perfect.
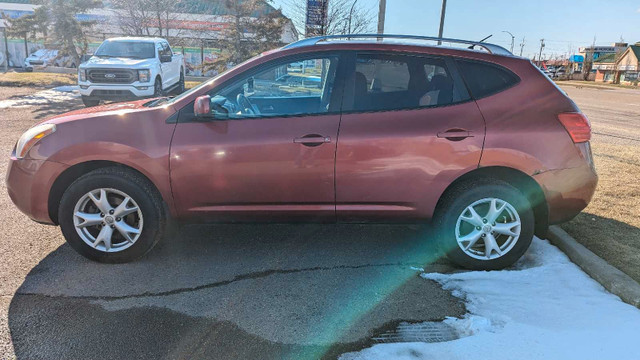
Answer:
[174, 69, 185, 95]
[154, 77, 163, 97]
[434, 179, 534, 270]
[58, 167, 166, 263]
[82, 96, 100, 107]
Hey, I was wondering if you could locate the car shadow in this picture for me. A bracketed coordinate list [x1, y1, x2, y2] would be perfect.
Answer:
[30, 98, 84, 120]
[8, 223, 465, 359]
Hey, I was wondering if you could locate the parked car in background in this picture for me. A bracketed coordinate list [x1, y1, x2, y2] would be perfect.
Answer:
[539, 67, 553, 78]
[77, 37, 185, 107]
[7, 34, 597, 269]
[24, 49, 78, 71]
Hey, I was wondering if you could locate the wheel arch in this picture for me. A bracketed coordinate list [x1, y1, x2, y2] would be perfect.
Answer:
[48, 160, 169, 225]
[435, 166, 549, 237]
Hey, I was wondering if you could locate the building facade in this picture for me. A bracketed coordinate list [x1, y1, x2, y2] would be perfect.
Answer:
[0, 1, 298, 75]
[593, 44, 640, 84]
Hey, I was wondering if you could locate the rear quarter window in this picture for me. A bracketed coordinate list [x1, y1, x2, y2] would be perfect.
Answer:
[456, 60, 519, 99]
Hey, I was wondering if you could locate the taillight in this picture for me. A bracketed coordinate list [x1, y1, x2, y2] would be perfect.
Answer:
[557, 112, 591, 143]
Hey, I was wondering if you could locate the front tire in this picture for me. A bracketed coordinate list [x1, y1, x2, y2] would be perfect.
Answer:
[82, 96, 100, 107]
[58, 167, 166, 263]
[434, 179, 534, 270]
[154, 77, 163, 97]
[173, 69, 185, 95]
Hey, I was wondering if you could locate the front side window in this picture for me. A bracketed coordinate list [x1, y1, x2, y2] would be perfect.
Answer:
[353, 54, 462, 112]
[210, 56, 339, 119]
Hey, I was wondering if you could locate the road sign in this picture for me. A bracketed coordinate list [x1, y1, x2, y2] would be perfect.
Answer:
[305, 0, 328, 36]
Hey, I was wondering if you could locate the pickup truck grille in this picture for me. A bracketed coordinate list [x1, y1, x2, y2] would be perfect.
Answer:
[87, 69, 137, 84]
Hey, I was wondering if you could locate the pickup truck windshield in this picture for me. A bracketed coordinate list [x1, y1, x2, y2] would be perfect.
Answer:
[95, 41, 155, 59]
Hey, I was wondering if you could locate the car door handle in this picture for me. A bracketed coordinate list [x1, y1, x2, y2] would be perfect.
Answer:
[437, 129, 474, 141]
[294, 135, 331, 147]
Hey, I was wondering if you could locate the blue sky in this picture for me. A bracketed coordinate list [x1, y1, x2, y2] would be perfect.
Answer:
[272, 0, 640, 59]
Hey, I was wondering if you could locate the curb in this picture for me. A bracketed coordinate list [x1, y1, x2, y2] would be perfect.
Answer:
[547, 225, 640, 308]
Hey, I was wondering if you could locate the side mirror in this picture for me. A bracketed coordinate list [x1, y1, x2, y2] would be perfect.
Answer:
[194, 95, 212, 117]
[160, 54, 172, 63]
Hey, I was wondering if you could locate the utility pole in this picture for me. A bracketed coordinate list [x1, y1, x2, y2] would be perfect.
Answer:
[377, 0, 386, 35]
[519, 37, 525, 57]
[538, 39, 545, 66]
[437, 0, 447, 45]
[502, 30, 514, 53]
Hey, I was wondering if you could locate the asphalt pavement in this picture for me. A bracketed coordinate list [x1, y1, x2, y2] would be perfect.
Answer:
[0, 86, 464, 359]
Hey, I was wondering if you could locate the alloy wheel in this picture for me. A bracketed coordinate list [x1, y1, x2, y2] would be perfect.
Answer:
[73, 188, 144, 253]
[455, 197, 521, 260]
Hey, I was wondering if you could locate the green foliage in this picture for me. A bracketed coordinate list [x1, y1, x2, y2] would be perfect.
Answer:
[5, 0, 103, 61]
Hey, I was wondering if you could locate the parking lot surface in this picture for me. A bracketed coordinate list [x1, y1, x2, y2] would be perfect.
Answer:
[1, 83, 639, 359]
[0, 87, 464, 359]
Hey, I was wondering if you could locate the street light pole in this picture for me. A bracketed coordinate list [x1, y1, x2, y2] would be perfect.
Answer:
[502, 30, 515, 53]
[348, 0, 358, 34]
[519, 37, 525, 57]
[538, 39, 545, 66]
[437, 0, 447, 45]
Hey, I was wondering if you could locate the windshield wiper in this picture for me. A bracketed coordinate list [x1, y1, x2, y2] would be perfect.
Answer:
[147, 97, 172, 107]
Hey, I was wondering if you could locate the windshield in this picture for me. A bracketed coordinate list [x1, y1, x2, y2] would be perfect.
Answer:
[95, 41, 155, 59]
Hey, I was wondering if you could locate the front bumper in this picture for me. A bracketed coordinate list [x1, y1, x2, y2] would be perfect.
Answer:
[534, 163, 598, 224]
[6, 156, 69, 224]
[78, 82, 155, 99]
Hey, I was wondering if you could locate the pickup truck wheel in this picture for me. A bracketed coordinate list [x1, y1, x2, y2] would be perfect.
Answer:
[154, 78, 163, 97]
[175, 70, 185, 94]
[58, 167, 166, 263]
[82, 96, 100, 107]
[434, 179, 534, 270]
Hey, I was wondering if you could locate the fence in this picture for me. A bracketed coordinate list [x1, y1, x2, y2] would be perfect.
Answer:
[1, 36, 223, 76]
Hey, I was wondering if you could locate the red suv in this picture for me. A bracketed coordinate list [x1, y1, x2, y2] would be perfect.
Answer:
[6, 35, 597, 269]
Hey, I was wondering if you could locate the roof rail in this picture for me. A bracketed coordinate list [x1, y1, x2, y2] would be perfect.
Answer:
[283, 34, 513, 56]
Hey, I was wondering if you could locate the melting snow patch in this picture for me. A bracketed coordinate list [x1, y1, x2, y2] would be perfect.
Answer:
[341, 238, 640, 360]
[0, 86, 80, 109]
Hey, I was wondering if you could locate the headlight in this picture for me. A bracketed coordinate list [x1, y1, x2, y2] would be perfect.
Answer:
[138, 69, 150, 83]
[79, 69, 86, 82]
[15, 123, 56, 159]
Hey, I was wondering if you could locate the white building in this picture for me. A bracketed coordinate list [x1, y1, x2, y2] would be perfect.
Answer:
[0, 1, 298, 74]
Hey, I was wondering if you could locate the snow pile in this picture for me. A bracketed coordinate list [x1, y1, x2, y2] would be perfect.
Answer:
[341, 238, 640, 360]
[0, 86, 79, 109]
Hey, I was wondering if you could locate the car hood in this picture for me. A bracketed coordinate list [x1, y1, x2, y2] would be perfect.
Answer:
[42, 98, 161, 125]
[82, 57, 154, 68]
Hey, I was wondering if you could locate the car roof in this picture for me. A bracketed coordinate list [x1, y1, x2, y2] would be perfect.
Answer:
[283, 34, 515, 58]
[104, 37, 166, 43]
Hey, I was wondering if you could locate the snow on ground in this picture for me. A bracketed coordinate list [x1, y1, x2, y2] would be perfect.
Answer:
[341, 238, 640, 360]
[0, 86, 79, 109]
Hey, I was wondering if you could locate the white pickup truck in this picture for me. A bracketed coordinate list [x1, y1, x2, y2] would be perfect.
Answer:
[78, 37, 185, 107]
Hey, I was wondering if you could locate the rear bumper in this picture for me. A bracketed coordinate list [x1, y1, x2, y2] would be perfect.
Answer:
[534, 163, 598, 224]
[6, 157, 69, 225]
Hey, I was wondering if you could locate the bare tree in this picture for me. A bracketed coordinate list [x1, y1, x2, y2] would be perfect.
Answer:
[110, 0, 187, 39]
[278, 0, 375, 36]
[203, 0, 287, 72]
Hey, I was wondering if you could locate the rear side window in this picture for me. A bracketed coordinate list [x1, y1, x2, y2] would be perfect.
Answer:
[352, 54, 466, 112]
[456, 60, 519, 99]
[356, 55, 410, 93]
